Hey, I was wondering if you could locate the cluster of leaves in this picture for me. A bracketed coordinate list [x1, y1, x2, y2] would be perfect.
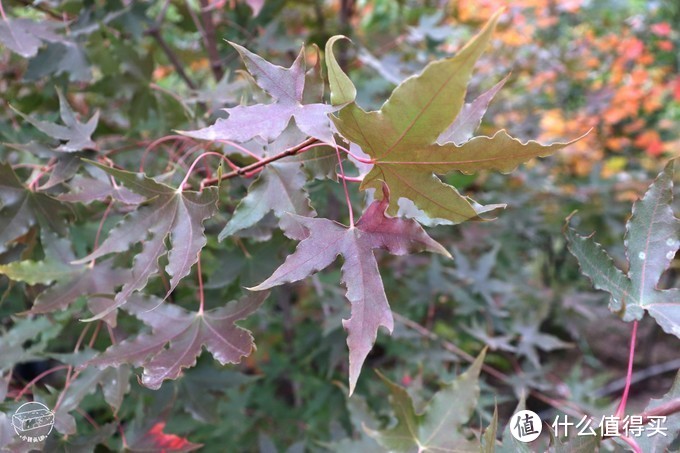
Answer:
[1, 1, 679, 452]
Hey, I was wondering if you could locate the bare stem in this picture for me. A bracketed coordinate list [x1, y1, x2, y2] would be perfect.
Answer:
[180, 151, 238, 189]
[197, 254, 205, 315]
[201, 137, 318, 186]
[14, 365, 70, 401]
[616, 320, 639, 417]
[14, 0, 67, 20]
[145, 28, 196, 89]
[335, 143, 355, 226]
[198, 0, 224, 81]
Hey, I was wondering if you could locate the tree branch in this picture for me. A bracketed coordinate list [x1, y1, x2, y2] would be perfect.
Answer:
[146, 0, 196, 90]
[15, 0, 68, 20]
[145, 28, 197, 90]
[639, 397, 680, 423]
[198, 0, 224, 81]
[201, 137, 318, 186]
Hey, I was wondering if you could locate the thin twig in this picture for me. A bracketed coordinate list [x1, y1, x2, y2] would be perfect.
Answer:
[334, 143, 354, 226]
[146, 1, 196, 90]
[201, 137, 318, 186]
[616, 321, 639, 417]
[595, 358, 680, 397]
[14, 0, 67, 20]
[155, 0, 171, 26]
[145, 28, 197, 90]
[198, 0, 224, 80]
[638, 397, 680, 422]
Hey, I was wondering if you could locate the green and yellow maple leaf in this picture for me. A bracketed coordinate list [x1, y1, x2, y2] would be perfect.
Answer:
[326, 11, 583, 223]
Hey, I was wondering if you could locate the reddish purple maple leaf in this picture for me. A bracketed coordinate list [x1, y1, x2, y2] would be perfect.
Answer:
[71, 161, 218, 321]
[127, 421, 202, 452]
[181, 43, 336, 143]
[84, 292, 267, 389]
[250, 185, 450, 393]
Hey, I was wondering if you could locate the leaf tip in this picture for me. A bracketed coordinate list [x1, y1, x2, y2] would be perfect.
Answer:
[244, 283, 266, 292]
[563, 209, 579, 232]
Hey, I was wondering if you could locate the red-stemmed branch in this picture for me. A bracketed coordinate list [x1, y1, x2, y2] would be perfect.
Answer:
[199, 137, 319, 187]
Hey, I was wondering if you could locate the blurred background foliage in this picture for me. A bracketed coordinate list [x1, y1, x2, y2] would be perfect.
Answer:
[1, 0, 679, 451]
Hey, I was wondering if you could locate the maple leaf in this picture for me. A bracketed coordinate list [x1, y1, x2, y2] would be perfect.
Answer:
[218, 127, 330, 240]
[57, 168, 146, 205]
[327, 12, 582, 224]
[71, 161, 218, 321]
[219, 160, 315, 240]
[566, 159, 680, 338]
[178, 366, 257, 423]
[53, 356, 131, 435]
[366, 350, 486, 452]
[5, 141, 85, 190]
[436, 74, 509, 146]
[250, 184, 450, 394]
[0, 231, 129, 325]
[181, 43, 336, 143]
[0, 18, 63, 58]
[0, 163, 67, 254]
[0, 317, 62, 373]
[126, 421, 202, 452]
[84, 292, 267, 389]
[11, 89, 99, 152]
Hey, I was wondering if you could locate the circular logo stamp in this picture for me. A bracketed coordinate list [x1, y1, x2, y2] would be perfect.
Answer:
[510, 409, 542, 443]
[11, 401, 54, 443]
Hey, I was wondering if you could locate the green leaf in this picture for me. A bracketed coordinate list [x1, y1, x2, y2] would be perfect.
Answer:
[10, 89, 98, 152]
[0, 231, 128, 325]
[330, 12, 581, 224]
[25, 42, 92, 82]
[0, 317, 63, 372]
[366, 350, 486, 452]
[0, 163, 67, 253]
[566, 159, 680, 336]
[549, 425, 601, 453]
[218, 161, 315, 240]
[481, 406, 498, 453]
[325, 35, 356, 106]
[496, 398, 532, 453]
